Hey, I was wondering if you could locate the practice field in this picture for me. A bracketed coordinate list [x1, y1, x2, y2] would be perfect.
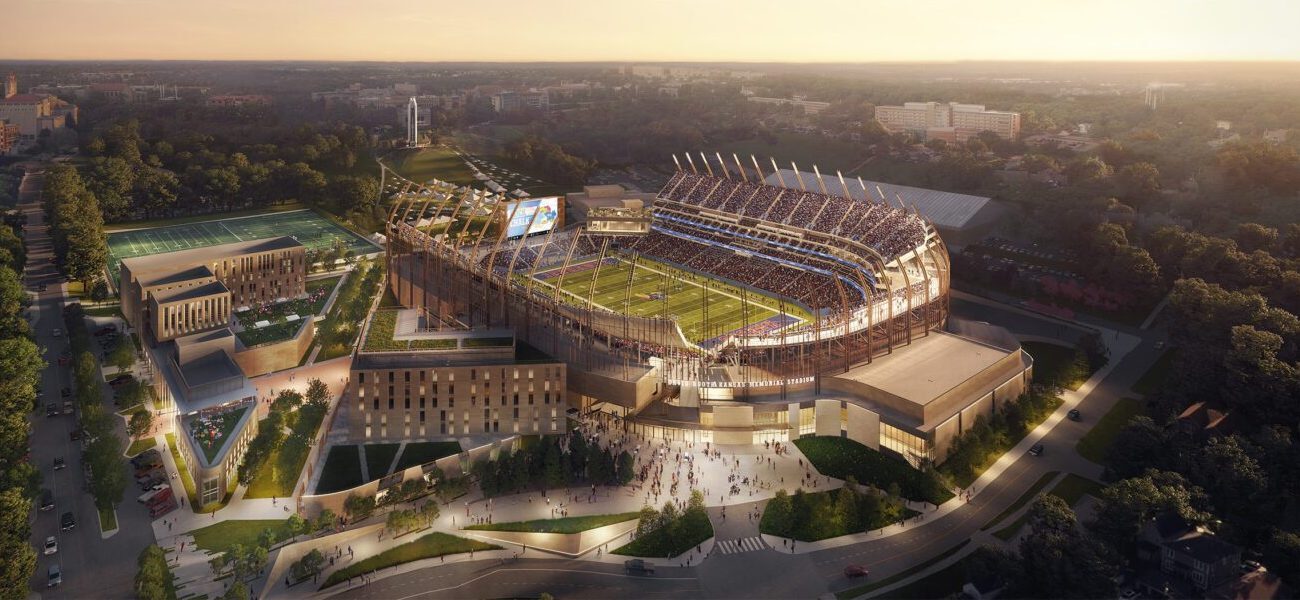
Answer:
[106, 209, 381, 283]
[532, 255, 807, 345]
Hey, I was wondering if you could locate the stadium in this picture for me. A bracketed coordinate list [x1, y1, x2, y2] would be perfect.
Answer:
[382, 153, 1031, 465]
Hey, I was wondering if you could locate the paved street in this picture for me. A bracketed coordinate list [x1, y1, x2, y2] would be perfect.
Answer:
[18, 166, 154, 597]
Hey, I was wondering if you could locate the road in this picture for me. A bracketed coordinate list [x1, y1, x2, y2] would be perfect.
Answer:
[20, 165, 156, 597]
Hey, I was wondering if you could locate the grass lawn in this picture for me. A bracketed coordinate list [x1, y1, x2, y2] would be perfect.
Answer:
[1075, 397, 1145, 464]
[316, 445, 364, 494]
[165, 433, 199, 509]
[1021, 341, 1093, 391]
[466, 512, 639, 534]
[190, 519, 295, 555]
[365, 443, 401, 479]
[244, 436, 313, 499]
[1133, 349, 1176, 396]
[882, 553, 971, 599]
[84, 304, 123, 318]
[835, 540, 971, 599]
[393, 441, 461, 472]
[126, 437, 157, 457]
[1049, 473, 1105, 506]
[388, 146, 478, 186]
[236, 320, 305, 348]
[981, 471, 1059, 532]
[99, 506, 117, 532]
[793, 437, 953, 505]
[613, 509, 713, 558]
[322, 533, 498, 589]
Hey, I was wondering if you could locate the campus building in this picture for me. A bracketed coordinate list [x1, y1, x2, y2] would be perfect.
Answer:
[490, 91, 549, 113]
[0, 74, 78, 142]
[875, 101, 1021, 142]
[345, 309, 569, 441]
[119, 236, 307, 334]
[120, 237, 311, 506]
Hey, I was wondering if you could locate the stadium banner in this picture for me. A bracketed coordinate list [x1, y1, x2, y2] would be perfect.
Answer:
[505, 197, 560, 238]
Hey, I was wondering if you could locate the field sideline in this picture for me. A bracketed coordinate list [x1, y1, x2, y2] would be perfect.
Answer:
[531, 255, 807, 345]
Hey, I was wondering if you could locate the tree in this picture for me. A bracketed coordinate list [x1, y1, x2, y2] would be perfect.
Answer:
[290, 549, 325, 582]
[108, 333, 137, 372]
[1234, 223, 1279, 253]
[344, 493, 375, 521]
[1090, 470, 1209, 558]
[1262, 530, 1300, 582]
[1116, 162, 1161, 208]
[305, 378, 330, 406]
[1018, 495, 1118, 598]
[221, 581, 249, 600]
[128, 409, 154, 439]
[134, 545, 171, 600]
[0, 488, 36, 600]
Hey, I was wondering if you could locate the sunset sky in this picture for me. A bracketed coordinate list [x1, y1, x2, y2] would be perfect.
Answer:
[2, 0, 1298, 62]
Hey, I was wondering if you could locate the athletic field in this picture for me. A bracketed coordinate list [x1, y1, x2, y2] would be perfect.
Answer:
[106, 210, 381, 283]
[532, 256, 807, 345]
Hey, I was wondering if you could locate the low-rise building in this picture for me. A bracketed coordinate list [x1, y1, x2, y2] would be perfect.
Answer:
[1139, 513, 1242, 593]
[347, 309, 570, 441]
[875, 101, 1020, 141]
[747, 96, 831, 115]
[491, 91, 549, 113]
[0, 74, 78, 141]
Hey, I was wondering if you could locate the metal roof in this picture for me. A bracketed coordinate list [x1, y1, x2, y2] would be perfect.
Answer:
[764, 169, 993, 230]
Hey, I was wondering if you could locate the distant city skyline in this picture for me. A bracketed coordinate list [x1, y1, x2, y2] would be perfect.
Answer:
[2, 0, 1299, 63]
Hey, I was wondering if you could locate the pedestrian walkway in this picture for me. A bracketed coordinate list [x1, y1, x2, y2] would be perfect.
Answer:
[714, 536, 766, 555]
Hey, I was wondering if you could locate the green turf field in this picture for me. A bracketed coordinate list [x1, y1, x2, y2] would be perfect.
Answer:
[106, 209, 381, 283]
[390, 146, 478, 186]
[532, 256, 807, 345]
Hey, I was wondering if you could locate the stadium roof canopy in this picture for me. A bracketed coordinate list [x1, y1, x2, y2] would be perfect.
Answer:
[763, 169, 993, 232]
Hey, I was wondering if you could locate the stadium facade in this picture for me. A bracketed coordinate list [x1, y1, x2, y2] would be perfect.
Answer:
[381, 153, 1031, 466]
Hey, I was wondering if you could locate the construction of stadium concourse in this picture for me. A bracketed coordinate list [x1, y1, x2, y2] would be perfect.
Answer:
[380, 153, 1031, 467]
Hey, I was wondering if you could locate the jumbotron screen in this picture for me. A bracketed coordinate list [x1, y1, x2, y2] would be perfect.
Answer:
[505, 197, 560, 238]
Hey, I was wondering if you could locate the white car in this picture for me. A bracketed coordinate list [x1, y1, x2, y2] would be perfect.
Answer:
[51, 328, 62, 337]
[43, 536, 57, 555]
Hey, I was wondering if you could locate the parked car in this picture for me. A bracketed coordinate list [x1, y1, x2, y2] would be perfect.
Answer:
[45, 403, 59, 417]
[59, 512, 74, 531]
[624, 559, 655, 575]
[843, 565, 870, 578]
[130, 449, 161, 468]
[69, 429, 84, 441]
[1029, 443, 1045, 457]
[137, 472, 167, 490]
[149, 498, 177, 518]
[60, 387, 71, 398]
[53, 456, 66, 470]
[50, 328, 62, 337]
[47, 564, 61, 587]
[1067, 409, 1081, 421]
[43, 536, 57, 555]
[39, 488, 54, 511]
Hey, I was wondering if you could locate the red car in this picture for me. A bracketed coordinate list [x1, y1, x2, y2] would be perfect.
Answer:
[843, 565, 869, 579]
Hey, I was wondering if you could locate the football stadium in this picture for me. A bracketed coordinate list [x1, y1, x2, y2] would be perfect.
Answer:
[381, 153, 1032, 463]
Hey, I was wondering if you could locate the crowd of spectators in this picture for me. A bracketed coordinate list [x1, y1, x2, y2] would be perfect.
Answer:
[657, 173, 928, 261]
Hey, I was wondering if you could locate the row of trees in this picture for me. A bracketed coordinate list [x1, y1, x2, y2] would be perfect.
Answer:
[501, 135, 595, 185]
[762, 477, 908, 542]
[63, 304, 129, 517]
[133, 545, 175, 600]
[939, 386, 1064, 486]
[0, 216, 41, 597]
[384, 499, 441, 537]
[41, 165, 109, 288]
[620, 490, 712, 557]
[471, 434, 634, 498]
[317, 259, 383, 359]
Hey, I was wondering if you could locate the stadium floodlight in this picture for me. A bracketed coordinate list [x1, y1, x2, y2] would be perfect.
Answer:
[733, 153, 748, 182]
[699, 152, 715, 177]
[791, 162, 808, 191]
[769, 157, 786, 188]
[685, 153, 698, 174]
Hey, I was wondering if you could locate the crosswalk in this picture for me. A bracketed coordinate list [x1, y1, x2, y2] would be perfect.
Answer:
[715, 536, 767, 555]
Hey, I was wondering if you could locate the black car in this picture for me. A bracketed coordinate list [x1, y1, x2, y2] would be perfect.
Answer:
[60, 511, 75, 531]
[69, 429, 84, 441]
[1028, 443, 1045, 457]
[1067, 409, 1082, 421]
[39, 488, 54, 511]
[53, 456, 66, 470]
[45, 403, 60, 417]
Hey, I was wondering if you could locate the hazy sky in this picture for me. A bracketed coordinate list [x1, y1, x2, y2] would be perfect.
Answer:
[3, 0, 1298, 62]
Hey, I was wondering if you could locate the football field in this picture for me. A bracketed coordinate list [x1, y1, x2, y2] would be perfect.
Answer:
[106, 210, 381, 283]
[532, 256, 807, 345]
